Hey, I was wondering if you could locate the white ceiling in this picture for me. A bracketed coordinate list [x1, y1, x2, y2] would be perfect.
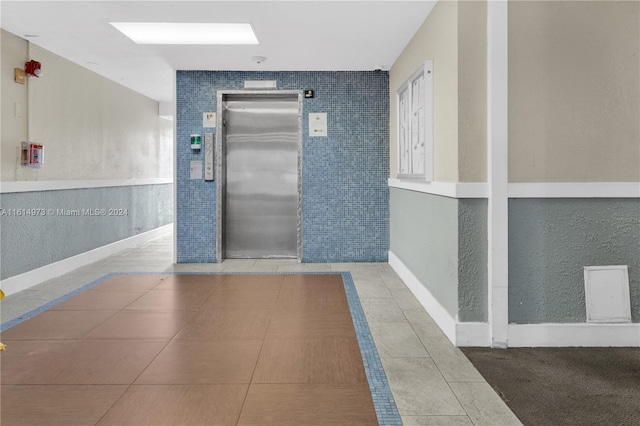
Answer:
[1, 1, 436, 102]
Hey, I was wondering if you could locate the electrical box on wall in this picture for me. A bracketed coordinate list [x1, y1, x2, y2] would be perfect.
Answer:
[21, 142, 44, 167]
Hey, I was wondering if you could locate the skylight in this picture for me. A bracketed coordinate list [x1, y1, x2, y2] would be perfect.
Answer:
[110, 22, 258, 45]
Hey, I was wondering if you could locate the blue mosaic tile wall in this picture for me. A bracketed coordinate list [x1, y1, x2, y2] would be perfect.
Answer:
[176, 71, 389, 262]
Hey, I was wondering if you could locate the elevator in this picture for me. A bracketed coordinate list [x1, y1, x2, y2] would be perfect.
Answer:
[216, 91, 303, 261]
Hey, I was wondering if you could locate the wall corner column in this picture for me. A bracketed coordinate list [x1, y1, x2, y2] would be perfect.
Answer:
[487, 0, 509, 348]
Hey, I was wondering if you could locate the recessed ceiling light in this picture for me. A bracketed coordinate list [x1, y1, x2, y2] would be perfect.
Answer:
[110, 22, 258, 45]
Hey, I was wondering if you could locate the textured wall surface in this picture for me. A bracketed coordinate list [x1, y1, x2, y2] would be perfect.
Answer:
[389, 188, 459, 318]
[176, 71, 389, 263]
[458, 199, 488, 322]
[509, 199, 640, 323]
[509, 1, 640, 182]
[0, 184, 173, 279]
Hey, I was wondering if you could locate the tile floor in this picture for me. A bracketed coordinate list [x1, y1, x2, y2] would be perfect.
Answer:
[1, 230, 522, 426]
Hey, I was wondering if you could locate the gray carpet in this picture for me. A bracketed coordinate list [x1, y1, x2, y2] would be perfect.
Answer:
[461, 347, 640, 426]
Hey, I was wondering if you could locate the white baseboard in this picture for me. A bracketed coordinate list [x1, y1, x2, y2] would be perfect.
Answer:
[388, 252, 640, 348]
[508, 323, 640, 347]
[1, 224, 173, 296]
[389, 251, 492, 347]
[457, 322, 491, 346]
[388, 251, 458, 344]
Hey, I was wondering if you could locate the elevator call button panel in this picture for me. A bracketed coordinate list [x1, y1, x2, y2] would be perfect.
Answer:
[204, 133, 214, 181]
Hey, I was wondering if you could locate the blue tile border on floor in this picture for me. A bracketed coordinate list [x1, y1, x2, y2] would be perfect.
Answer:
[341, 272, 403, 426]
[0, 272, 119, 332]
[1, 271, 402, 426]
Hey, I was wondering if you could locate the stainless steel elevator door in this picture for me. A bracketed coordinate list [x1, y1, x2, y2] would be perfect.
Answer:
[223, 96, 299, 258]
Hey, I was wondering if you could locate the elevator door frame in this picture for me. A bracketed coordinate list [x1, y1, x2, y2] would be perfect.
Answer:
[215, 90, 304, 263]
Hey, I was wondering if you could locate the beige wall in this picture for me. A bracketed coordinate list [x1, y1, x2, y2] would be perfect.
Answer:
[1, 30, 29, 177]
[1, 30, 173, 182]
[389, 1, 487, 183]
[509, 1, 640, 182]
[390, 0, 459, 181]
[458, 0, 487, 182]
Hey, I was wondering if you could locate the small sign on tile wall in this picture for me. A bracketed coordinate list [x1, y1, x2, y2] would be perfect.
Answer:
[190, 161, 203, 179]
[203, 112, 216, 128]
[309, 113, 327, 137]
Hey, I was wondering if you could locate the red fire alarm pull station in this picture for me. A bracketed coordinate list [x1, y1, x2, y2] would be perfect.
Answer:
[25, 60, 42, 77]
[21, 142, 44, 167]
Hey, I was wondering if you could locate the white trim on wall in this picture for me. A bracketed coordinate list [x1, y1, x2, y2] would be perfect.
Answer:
[388, 178, 488, 198]
[0, 178, 173, 194]
[456, 322, 490, 347]
[508, 323, 640, 347]
[487, 0, 509, 348]
[509, 182, 640, 198]
[173, 70, 179, 264]
[0, 224, 172, 296]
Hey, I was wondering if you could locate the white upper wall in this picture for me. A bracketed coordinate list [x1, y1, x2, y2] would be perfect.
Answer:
[1, 29, 173, 182]
[1, 30, 29, 178]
